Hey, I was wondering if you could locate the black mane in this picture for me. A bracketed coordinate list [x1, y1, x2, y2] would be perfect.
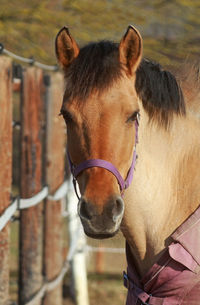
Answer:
[63, 40, 185, 127]
[135, 59, 185, 126]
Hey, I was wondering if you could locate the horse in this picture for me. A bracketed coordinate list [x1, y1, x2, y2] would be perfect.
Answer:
[55, 25, 200, 304]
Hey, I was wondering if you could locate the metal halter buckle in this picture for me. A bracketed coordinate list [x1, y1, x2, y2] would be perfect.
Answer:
[141, 294, 152, 305]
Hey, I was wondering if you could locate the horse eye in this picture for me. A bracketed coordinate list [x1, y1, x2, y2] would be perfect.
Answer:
[127, 111, 139, 123]
[59, 110, 73, 123]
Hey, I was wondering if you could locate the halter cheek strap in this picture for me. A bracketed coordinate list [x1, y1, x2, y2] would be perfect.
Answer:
[67, 119, 139, 199]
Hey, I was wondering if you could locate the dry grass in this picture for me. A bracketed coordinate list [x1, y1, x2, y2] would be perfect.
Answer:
[63, 272, 127, 305]
[88, 273, 127, 305]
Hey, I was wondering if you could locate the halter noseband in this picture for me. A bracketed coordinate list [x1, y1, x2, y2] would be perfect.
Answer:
[68, 119, 139, 200]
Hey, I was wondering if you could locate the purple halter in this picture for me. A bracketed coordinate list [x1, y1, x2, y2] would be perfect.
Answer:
[68, 119, 139, 199]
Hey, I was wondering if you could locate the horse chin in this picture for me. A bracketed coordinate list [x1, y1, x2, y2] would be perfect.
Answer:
[83, 228, 119, 239]
[78, 195, 124, 239]
[80, 215, 122, 239]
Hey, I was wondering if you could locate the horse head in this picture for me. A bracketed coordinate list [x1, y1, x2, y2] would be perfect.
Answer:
[55, 25, 200, 256]
[55, 26, 142, 238]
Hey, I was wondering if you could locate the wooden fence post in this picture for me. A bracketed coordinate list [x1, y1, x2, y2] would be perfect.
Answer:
[96, 248, 104, 274]
[0, 57, 12, 305]
[19, 67, 44, 305]
[43, 72, 66, 305]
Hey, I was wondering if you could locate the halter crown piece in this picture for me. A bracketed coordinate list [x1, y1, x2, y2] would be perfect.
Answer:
[67, 118, 139, 200]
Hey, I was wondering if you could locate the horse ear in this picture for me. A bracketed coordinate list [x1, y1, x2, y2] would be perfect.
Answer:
[55, 27, 79, 68]
[119, 25, 143, 75]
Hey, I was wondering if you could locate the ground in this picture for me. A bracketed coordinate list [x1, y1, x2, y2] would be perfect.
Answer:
[63, 273, 127, 305]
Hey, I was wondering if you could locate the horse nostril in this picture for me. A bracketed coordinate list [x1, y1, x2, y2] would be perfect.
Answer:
[112, 196, 124, 222]
[116, 197, 124, 214]
[78, 198, 93, 221]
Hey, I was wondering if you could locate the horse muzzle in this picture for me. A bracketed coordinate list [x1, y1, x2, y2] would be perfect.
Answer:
[78, 195, 124, 239]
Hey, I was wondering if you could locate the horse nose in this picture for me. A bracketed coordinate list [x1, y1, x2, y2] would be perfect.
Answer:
[78, 196, 124, 224]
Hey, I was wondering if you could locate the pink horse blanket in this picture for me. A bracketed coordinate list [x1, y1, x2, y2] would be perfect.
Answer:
[124, 206, 200, 304]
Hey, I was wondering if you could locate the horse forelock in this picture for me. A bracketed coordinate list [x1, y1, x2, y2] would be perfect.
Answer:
[63, 40, 123, 103]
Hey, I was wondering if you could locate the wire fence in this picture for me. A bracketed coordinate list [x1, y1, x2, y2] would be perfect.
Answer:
[0, 43, 58, 71]
[0, 178, 88, 305]
[18, 183, 84, 305]
[0, 183, 67, 232]
[0, 50, 77, 305]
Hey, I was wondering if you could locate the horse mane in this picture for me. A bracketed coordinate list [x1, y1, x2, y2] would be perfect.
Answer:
[63, 40, 189, 127]
[135, 59, 186, 127]
[175, 62, 200, 109]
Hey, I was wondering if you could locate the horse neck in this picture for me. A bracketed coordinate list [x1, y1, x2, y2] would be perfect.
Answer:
[121, 109, 200, 277]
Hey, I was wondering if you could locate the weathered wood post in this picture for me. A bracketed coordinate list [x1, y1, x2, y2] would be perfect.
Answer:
[0, 57, 12, 305]
[43, 72, 66, 305]
[19, 67, 44, 305]
[96, 248, 104, 274]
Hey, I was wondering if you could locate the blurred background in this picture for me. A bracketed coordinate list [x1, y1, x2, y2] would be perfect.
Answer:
[1, 1, 199, 305]
[0, 0, 199, 67]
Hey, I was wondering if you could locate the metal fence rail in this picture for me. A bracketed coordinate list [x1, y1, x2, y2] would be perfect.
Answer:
[87, 245, 125, 254]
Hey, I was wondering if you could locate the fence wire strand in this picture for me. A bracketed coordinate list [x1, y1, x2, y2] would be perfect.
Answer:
[0, 44, 58, 71]
[86, 245, 125, 254]
[0, 181, 69, 232]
